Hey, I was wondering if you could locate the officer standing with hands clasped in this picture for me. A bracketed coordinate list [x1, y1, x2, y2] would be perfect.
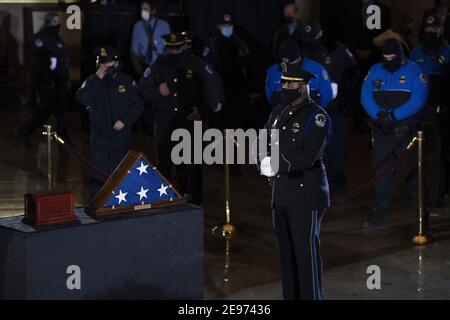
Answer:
[140, 32, 224, 205]
[410, 13, 450, 207]
[259, 63, 332, 300]
[361, 39, 429, 229]
[302, 20, 358, 194]
[76, 47, 144, 200]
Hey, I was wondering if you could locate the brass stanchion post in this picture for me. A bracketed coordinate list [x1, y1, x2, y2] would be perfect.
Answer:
[212, 130, 236, 237]
[413, 131, 432, 245]
[42, 125, 53, 191]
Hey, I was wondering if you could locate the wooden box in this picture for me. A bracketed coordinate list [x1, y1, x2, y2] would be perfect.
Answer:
[22, 192, 78, 226]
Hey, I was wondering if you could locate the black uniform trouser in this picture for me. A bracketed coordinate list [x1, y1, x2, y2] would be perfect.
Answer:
[156, 141, 203, 206]
[371, 129, 418, 221]
[89, 132, 130, 201]
[273, 205, 326, 300]
[23, 85, 69, 140]
[155, 119, 203, 206]
[326, 109, 347, 191]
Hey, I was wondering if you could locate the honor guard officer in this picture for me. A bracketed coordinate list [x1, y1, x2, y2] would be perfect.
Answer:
[76, 47, 144, 200]
[140, 32, 224, 205]
[259, 63, 332, 300]
[361, 39, 429, 228]
[18, 13, 71, 147]
[265, 39, 333, 109]
[410, 13, 450, 207]
[302, 20, 359, 194]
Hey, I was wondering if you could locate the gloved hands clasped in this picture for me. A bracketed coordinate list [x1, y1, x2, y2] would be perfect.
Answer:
[260, 157, 276, 177]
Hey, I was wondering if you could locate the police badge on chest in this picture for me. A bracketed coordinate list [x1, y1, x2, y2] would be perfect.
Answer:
[118, 85, 126, 93]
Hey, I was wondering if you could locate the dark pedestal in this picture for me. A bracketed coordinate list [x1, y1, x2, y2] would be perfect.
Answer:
[0, 204, 203, 300]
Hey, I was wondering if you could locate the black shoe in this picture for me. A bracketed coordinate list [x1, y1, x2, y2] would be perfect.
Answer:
[363, 208, 387, 230]
[436, 194, 449, 208]
[16, 126, 31, 149]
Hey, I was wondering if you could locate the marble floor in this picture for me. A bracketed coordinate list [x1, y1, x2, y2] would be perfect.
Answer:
[1, 108, 450, 300]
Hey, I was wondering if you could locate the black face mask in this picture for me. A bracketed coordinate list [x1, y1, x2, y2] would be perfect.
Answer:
[284, 17, 294, 25]
[423, 32, 441, 49]
[169, 51, 185, 64]
[47, 24, 60, 36]
[383, 57, 403, 73]
[382, 39, 406, 73]
[281, 88, 302, 104]
[106, 64, 120, 76]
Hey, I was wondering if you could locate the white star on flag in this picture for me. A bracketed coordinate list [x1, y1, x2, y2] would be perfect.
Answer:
[115, 190, 128, 204]
[136, 161, 149, 176]
[137, 186, 149, 200]
[157, 183, 168, 197]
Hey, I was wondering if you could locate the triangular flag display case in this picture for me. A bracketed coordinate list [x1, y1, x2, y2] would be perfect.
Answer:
[86, 151, 186, 216]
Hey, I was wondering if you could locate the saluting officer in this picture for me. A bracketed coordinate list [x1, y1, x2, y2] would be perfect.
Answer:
[140, 32, 224, 205]
[18, 13, 71, 147]
[410, 13, 450, 207]
[259, 63, 332, 300]
[266, 39, 333, 109]
[361, 39, 429, 228]
[76, 47, 144, 200]
[301, 20, 359, 194]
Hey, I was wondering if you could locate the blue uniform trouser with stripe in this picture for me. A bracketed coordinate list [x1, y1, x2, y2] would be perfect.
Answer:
[273, 206, 325, 300]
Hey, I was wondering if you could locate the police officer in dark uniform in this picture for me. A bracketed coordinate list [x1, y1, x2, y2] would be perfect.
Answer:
[203, 14, 249, 131]
[18, 13, 71, 146]
[258, 63, 332, 300]
[76, 47, 144, 200]
[302, 20, 358, 194]
[420, 0, 450, 43]
[140, 32, 224, 205]
[411, 13, 450, 207]
[361, 39, 429, 228]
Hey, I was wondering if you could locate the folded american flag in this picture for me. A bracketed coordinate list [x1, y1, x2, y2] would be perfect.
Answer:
[88, 151, 185, 216]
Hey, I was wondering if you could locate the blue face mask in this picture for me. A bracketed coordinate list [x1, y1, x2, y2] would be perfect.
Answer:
[220, 25, 234, 38]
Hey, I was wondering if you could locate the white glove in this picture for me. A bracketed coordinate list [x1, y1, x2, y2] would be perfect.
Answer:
[213, 102, 222, 113]
[260, 157, 276, 177]
[331, 82, 339, 99]
[50, 57, 57, 71]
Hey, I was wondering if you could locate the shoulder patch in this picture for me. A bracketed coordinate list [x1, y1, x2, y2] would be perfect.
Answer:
[143, 67, 151, 78]
[315, 113, 327, 128]
[132, 80, 137, 87]
[205, 64, 214, 75]
[35, 38, 43, 48]
[322, 70, 329, 81]
[56, 42, 63, 49]
[81, 80, 87, 89]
